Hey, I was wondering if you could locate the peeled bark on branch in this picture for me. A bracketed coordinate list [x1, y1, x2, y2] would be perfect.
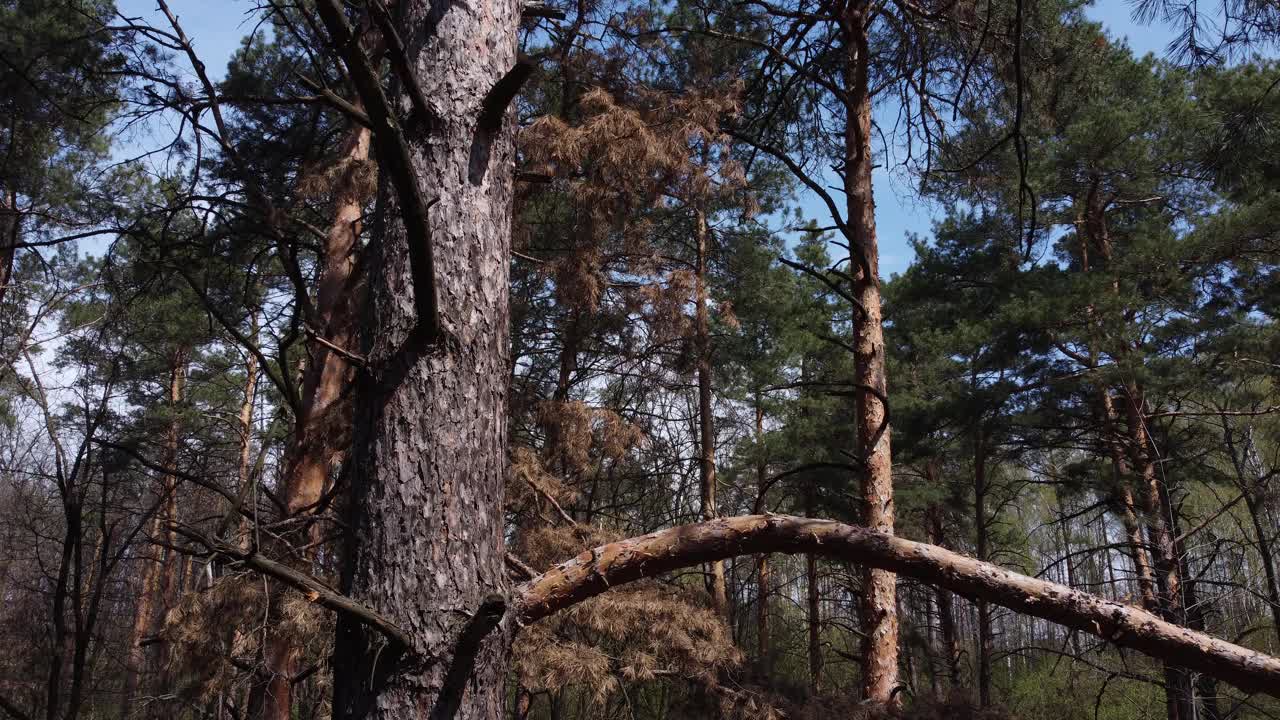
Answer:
[516, 515, 1280, 699]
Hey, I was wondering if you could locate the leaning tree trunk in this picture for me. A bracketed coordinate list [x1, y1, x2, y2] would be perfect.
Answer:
[325, 0, 519, 718]
[842, 0, 897, 704]
[516, 515, 1280, 699]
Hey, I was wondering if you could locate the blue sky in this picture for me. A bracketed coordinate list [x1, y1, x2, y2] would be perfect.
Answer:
[856, 3, 1182, 276]
[115, 0, 1186, 276]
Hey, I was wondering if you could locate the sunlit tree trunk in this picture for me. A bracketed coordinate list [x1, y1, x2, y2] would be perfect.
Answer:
[254, 120, 373, 720]
[841, 1, 897, 703]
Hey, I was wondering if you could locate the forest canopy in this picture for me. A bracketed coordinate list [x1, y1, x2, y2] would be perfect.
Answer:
[1, 1, 1279, 720]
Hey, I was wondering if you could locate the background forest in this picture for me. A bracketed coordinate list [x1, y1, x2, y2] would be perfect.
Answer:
[2, 0, 1280, 719]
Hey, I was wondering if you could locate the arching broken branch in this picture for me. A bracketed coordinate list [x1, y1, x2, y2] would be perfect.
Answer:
[516, 514, 1280, 699]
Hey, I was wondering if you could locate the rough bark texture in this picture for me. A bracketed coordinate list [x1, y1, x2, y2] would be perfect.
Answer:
[330, 1, 518, 719]
[516, 515, 1280, 699]
[843, 2, 898, 704]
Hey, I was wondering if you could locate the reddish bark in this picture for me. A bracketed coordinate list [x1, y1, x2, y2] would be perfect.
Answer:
[257, 122, 373, 720]
[842, 1, 897, 702]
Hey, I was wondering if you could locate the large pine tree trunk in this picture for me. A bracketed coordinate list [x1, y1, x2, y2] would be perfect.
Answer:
[842, 1, 898, 703]
[330, 0, 519, 718]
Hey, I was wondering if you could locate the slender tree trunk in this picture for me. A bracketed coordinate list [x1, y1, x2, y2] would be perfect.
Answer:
[694, 207, 728, 618]
[1121, 383, 1193, 720]
[804, 481, 822, 694]
[0, 189, 17, 308]
[1082, 190, 1158, 613]
[120, 350, 187, 720]
[925, 505, 960, 690]
[842, 2, 897, 703]
[256, 121, 373, 720]
[120, 508, 166, 718]
[233, 321, 259, 544]
[283, 124, 372, 541]
[328, 0, 519, 717]
[1100, 387, 1158, 609]
[1183, 570, 1219, 720]
[972, 427, 993, 707]
[1225, 423, 1280, 647]
[547, 309, 581, 481]
[1085, 186, 1193, 720]
[807, 552, 822, 694]
[1054, 488, 1083, 659]
[753, 397, 770, 678]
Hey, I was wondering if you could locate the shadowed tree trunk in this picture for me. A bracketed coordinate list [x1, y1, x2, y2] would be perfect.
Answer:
[0, 189, 16, 308]
[804, 479, 822, 693]
[973, 425, 993, 707]
[694, 206, 728, 618]
[924, 503, 960, 690]
[255, 116, 374, 720]
[120, 349, 187, 720]
[753, 397, 771, 678]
